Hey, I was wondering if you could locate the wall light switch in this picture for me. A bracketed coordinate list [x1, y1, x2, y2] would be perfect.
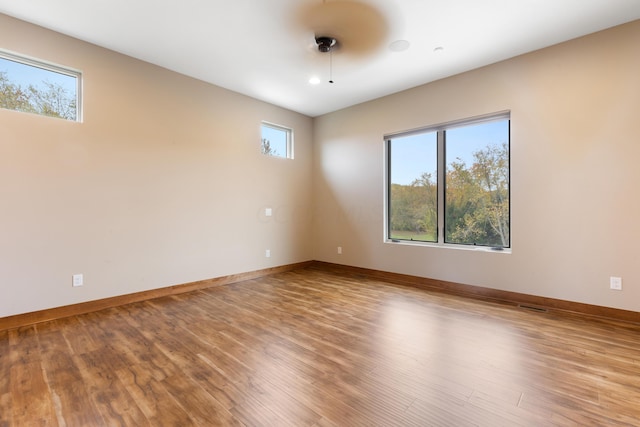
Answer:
[265, 208, 272, 217]
[610, 276, 622, 291]
[72, 274, 84, 287]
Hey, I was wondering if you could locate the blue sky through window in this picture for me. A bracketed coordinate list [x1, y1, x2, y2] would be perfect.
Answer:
[390, 120, 508, 185]
[0, 56, 77, 95]
[261, 124, 289, 158]
[390, 131, 437, 186]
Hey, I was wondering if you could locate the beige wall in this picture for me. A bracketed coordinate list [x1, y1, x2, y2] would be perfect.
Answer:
[312, 20, 640, 312]
[0, 14, 314, 317]
[2, 14, 639, 318]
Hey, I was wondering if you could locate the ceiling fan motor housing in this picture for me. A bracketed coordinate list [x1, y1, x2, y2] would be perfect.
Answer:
[316, 36, 337, 53]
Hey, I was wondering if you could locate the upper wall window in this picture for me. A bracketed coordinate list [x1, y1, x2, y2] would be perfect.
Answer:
[0, 50, 81, 122]
[261, 122, 293, 159]
[386, 112, 510, 249]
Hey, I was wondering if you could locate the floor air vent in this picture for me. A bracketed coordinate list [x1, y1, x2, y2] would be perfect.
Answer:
[518, 304, 548, 313]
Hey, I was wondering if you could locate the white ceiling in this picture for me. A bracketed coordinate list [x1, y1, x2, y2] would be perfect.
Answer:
[1, 0, 639, 117]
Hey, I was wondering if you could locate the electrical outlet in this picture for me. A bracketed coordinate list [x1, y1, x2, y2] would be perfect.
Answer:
[610, 276, 622, 291]
[265, 249, 271, 258]
[337, 246, 342, 254]
[72, 274, 84, 287]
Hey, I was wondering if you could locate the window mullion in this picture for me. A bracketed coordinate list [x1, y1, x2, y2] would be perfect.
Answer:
[437, 130, 445, 244]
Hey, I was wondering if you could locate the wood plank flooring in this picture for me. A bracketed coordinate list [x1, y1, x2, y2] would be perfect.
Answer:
[2, 267, 640, 426]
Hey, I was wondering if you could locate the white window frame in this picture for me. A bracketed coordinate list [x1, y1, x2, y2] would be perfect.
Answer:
[261, 121, 294, 159]
[384, 111, 511, 252]
[0, 49, 82, 122]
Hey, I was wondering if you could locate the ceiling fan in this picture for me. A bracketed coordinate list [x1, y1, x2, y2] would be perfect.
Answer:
[293, 0, 393, 83]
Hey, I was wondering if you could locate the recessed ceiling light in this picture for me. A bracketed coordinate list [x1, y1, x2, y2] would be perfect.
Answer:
[389, 40, 410, 52]
[309, 76, 321, 85]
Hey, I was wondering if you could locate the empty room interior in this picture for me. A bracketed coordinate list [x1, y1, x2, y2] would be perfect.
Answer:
[1, 1, 640, 425]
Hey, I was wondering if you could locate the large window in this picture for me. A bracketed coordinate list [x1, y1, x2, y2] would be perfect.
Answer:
[0, 50, 81, 122]
[261, 122, 293, 159]
[386, 112, 510, 249]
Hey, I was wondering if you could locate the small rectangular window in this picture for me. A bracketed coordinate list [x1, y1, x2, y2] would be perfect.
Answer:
[386, 112, 510, 249]
[0, 50, 81, 122]
[261, 122, 293, 159]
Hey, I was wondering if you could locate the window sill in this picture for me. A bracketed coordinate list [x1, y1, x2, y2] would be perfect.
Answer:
[386, 239, 511, 254]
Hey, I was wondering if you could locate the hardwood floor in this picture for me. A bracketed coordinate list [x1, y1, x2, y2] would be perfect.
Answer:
[2, 266, 640, 426]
